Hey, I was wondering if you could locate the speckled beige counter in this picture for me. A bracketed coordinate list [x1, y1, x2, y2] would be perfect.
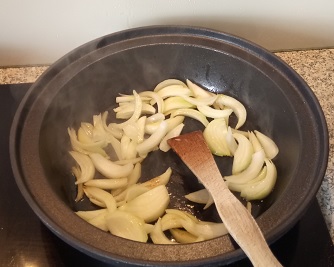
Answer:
[1, 49, 334, 241]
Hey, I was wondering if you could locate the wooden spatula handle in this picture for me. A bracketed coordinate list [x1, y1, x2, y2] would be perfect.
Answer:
[168, 131, 282, 267]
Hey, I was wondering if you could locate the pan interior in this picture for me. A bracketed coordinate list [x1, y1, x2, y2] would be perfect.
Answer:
[12, 28, 327, 266]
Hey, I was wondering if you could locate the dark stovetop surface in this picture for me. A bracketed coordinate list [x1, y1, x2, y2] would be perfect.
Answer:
[1, 83, 334, 267]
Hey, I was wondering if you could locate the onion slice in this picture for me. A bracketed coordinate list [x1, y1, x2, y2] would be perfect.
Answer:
[227, 166, 267, 193]
[181, 95, 217, 107]
[159, 123, 185, 152]
[186, 79, 213, 98]
[84, 178, 128, 190]
[76, 208, 107, 221]
[203, 118, 231, 156]
[89, 153, 134, 179]
[154, 79, 187, 92]
[165, 209, 228, 240]
[170, 109, 209, 127]
[224, 149, 265, 184]
[115, 90, 142, 128]
[197, 105, 232, 119]
[136, 120, 168, 156]
[68, 128, 108, 157]
[106, 210, 148, 242]
[69, 151, 95, 184]
[139, 91, 164, 113]
[215, 94, 247, 129]
[185, 188, 210, 204]
[115, 103, 155, 119]
[83, 186, 117, 212]
[255, 130, 279, 159]
[85, 211, 109, 231]
[157, 85, 193, 99]
[240, 159, 277, 200]
[232, 133, 254, 174]
[72, 166, 84, 201]
[163, 96, 195, 115]
[170, 228, 203, 243]
[119, 185, 170, 223]
[141, 167, 172, 189]
[150, 218, 177, 244]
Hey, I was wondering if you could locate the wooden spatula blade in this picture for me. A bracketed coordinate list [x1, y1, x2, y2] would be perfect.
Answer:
[168, 131, 282, 267]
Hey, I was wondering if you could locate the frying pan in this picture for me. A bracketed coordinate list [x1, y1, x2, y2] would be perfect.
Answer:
[10, 26, 328, 266]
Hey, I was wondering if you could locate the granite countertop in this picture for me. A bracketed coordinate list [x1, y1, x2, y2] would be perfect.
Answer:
[1, 49, 334, 241]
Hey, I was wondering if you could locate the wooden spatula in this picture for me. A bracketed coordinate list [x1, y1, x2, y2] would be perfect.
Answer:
[168, 131, 282, 267]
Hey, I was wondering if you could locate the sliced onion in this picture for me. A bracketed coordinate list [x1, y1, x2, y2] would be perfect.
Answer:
[215, 94, 247, 129]
[89, 152, 134, 179]
[76, 208, 107, 221]
[170, 228, 203, 243]
[80, 122, 94, 136]
[119, 185, 170, 223]
[180, 219, 228, 240]
[115, 94, 150, 103]
[240, 159, 277, 200]
[72, 166, 84, 201]
[136, 120, 168, 156]
[68, 128, 108, 157]
[146, 113, 165, 124]
[232, 133, 254, 174]
[106, 210, 148, 242]
[150, 218, 177, 244]
[86, 211, 108, 231]
[227, 166, 267, 192]
[115, 90, 142, 128]
[69, 151, 95, 184]
[144, 120, 161, 135]
[154, 79, 187, 92]
[139, 91, 164, 113]
[165, 116, 185, 132]
[84, 178, 128, 190]
[122, 136, 138, 160]
[197, 105, 232, 119]
[186, 79, 213, 98]
[249, 131, 262, 152]
[104, 118, 123, 140]
[112, 164, 141, 200]
[163, 96, 195, 115]
[170, 108, 209, 127]
[113, 157, 144, 165]
[181, 95, 217, 107]
[224, 149, 265, 184]
[123, 116, 146, 144]
[203, 118, 231, 156]
[141, 167, 172, 189]
[70, 78, 280, 244]
[120, 135, 130, 160]
[226, 126, 238, 155]
[92, 113, 110, 142]
[145, 113, 176, 134]
[83, 186, 117, 212]
[165, 209, 228, 240]
[254, 130, 279, 159]
[231, 128, 249, 138]
[126, 162, 142, 187]
[159, 123, 185, 152]
[156, 85, 193, 99]
[185, 188, 210, 204]
[115, 184, 150, 204]
[115, 103, 155, 119]
[77, 125, 94, 143]
[160, 212, 185, 231]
